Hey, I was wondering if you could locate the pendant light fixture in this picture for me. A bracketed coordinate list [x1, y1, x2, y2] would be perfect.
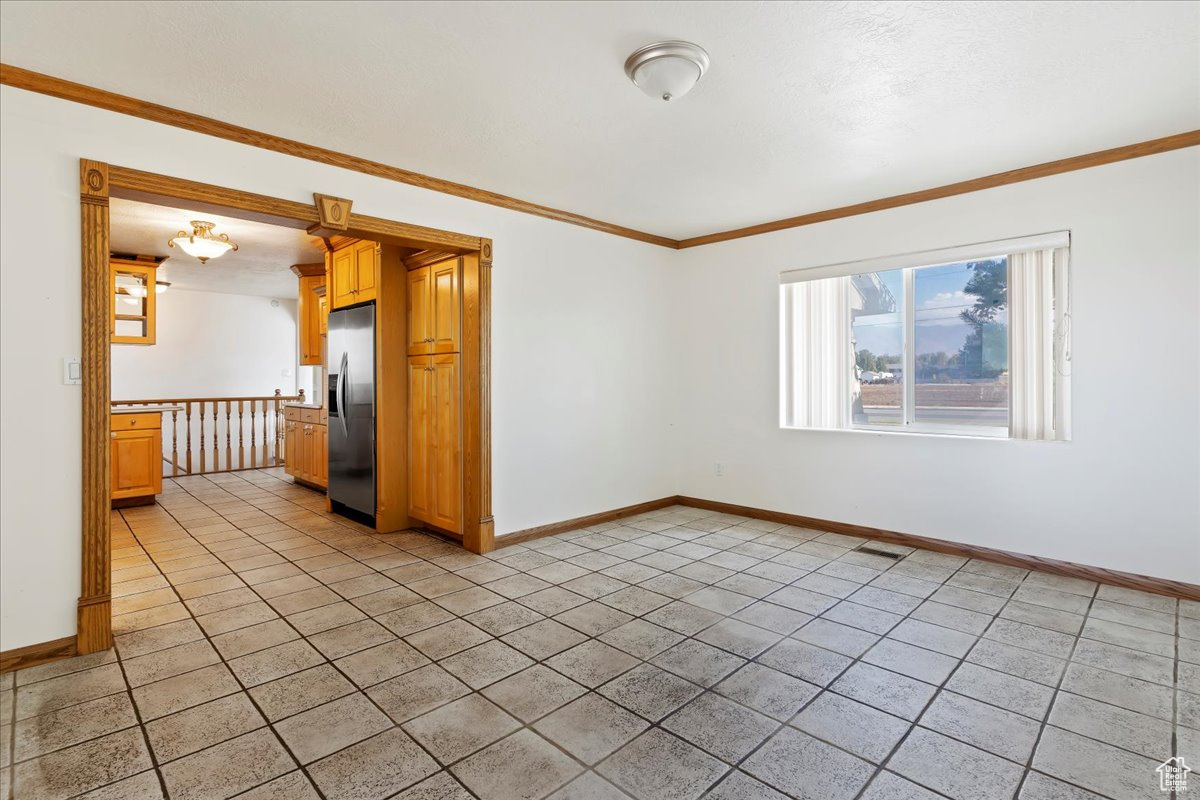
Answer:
[168, 221, 238, 263]
[624, 41, 710, 102]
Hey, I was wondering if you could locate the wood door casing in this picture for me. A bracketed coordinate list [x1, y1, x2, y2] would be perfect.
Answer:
[408, 357, 433, 521]
[430, 257, 460, 354]
[430, 353, 462, 532]
[78, 160, 492, 663]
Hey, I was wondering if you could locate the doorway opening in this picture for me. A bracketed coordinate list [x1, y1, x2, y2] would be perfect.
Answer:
[81, 159, 493, 655]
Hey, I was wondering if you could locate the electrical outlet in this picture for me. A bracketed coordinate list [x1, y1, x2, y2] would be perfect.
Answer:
[715, 462, 723, 477]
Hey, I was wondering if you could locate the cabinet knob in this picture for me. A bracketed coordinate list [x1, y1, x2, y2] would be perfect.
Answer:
[425, 337, 434, 343]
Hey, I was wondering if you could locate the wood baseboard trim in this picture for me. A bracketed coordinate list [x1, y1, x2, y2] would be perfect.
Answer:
[675, 496, 1200, 601]
[0, 635, 77, 674]
[498, 497, 680, 546]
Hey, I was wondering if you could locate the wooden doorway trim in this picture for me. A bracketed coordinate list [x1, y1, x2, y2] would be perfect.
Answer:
[79, 159, 493, 654]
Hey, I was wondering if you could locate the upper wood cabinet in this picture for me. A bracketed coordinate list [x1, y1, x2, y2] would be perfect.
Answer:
[408, 256, 460, 355]
[331, 240, 379, 309]
[110, 258, 158, 345]
[292, 264, 326, 366]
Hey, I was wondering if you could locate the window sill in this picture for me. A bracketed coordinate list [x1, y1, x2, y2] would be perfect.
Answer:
[779, 424, 1061, 442]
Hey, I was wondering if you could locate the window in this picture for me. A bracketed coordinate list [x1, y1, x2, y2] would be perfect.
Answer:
[780, 233, 1071, 440]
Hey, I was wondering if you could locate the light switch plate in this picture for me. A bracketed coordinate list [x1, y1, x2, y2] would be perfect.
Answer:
[63, 357, 82, 385]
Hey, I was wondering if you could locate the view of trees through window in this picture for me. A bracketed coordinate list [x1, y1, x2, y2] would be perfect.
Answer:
[851, 258, 1009, 431]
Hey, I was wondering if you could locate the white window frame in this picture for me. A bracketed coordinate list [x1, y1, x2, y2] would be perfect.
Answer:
[780, 231, 1071, 441]
[850, 260, 1009, 438]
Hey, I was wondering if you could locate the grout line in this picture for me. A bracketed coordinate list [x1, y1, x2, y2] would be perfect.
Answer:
[1011, 581, 1099, 800]
[7, 469, 1188, 800]
[160, 470, 480, 800]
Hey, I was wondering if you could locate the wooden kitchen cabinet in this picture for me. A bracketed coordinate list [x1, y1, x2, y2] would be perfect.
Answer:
[283, 406, 327, 489]
[408, 358, 433, 521]
[111, 412, 162, 506]
[110, 258, 159, 345]
[292, 264, 326, 366]
[408, 353, 461, 534]
[331, 240, 379, 309]
[407, 256, 460, 355]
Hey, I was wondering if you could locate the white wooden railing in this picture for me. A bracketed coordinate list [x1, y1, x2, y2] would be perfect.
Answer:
[112, 389, 304, 476]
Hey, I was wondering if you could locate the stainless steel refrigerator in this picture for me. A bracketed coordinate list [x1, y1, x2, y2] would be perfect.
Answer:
[328, 303, 376, 521]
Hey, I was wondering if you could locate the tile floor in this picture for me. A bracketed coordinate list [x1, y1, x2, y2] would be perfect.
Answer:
[1, 468, 1196, 800]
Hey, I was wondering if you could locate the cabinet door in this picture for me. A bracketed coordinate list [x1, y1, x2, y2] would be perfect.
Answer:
[430, 354, 461, 533]
[316, 424, 328, 486]
[332, 248, 357, 308]
[284, 421, 298, 477]
[298, 276, 323, 365]
[354, 241, 378, 303]
[407, 267, 431, 355]
[112, 428, 161, 499]
[408, 357, 433, 520]
[430, 258, 460, 354]
[110, 260, 158, 345]
[318, 294, 328, 336]
[302, 425, 316, 483]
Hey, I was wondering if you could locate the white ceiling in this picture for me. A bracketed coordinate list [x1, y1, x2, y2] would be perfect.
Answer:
[110, 198, 325, 298]
[4, 1, 1198, 239]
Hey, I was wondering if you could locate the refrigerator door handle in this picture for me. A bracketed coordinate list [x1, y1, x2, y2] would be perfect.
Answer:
[338, 350, 350, 438]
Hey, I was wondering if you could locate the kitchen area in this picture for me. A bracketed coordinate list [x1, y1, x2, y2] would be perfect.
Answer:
[280, 237, 467, 540]
[107, 198, 482, 548]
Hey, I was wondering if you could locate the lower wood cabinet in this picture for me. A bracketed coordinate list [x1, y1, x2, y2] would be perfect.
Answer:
[408, 354, 461, 534]
[284, 406, 327, 489]
[111, 412, 162, 506]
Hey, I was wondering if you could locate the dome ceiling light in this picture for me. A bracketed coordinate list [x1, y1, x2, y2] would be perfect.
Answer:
[624, 41, 710, 102]
[168, 220, 239, 263]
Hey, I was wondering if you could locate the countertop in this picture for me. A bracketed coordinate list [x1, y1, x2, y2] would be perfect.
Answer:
[283, 401, 324, 409]
[112, 405, 184, 414]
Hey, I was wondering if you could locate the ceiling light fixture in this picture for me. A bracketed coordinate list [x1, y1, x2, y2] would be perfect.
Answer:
[168, 221, 238, 263]
[155, 281, 172, 294]
[624, 40, 710, 102]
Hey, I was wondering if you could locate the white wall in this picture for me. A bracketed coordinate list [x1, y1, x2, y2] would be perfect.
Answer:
[111, 289, 298, 399]
[0, 87, 679, 650]
[673, 148, 1200, 583]
[2, 84, 1196, 651]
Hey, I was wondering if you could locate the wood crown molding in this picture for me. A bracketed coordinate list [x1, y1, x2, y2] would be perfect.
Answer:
[3, 64, 1199, 249]
[0, 64, 673, 249]
[500, 495, 1200, 601]
[675, 130, 1200, 248]
[289, 262, 326, 278]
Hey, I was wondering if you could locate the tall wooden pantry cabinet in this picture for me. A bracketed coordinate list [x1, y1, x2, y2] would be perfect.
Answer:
[407, 255, 462, 534]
